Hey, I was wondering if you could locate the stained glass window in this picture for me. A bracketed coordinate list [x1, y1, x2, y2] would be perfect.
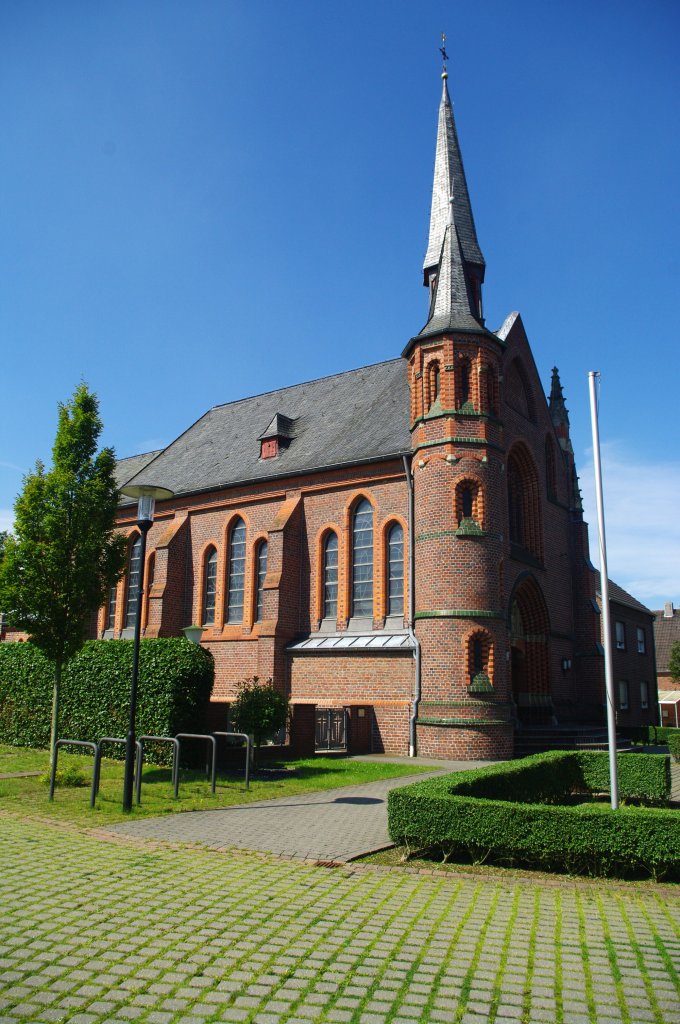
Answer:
[352, 499, 373, 617]
[226, 519, 246, 622]
[387, 523, 404, 616]
[323, 533, 338, 619]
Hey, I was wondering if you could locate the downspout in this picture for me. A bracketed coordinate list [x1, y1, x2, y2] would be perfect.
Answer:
[403, 455, 421, 757]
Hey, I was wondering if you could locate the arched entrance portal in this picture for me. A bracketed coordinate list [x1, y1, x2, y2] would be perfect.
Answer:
[509, 575, 553, 724]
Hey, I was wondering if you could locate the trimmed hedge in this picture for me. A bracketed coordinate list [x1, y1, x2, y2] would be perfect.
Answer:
[0, 639, 214, 758]
[388, 751, 678, 879]
[669, 732, 680, 763]
[648, 725, 680, 745]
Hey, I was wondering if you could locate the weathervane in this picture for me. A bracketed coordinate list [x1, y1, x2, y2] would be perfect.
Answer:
[440, 32, 449, 79]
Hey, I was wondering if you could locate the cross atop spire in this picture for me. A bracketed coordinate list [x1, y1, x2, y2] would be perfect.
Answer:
[440, 32, 449, 78]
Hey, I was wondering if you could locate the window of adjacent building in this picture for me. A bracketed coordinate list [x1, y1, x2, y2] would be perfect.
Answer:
[323, 532, 338, 619]
[618, 680, 629, 710]
[640, 681, 649, 710]
[637, 627, 646, 654]
[106, 584, 117, 631]
[352, 499, 374, 617]
[615, 621, 626, 650]
[255, 540, 268, 622]
[226, 519, 246, 623]
[124, 534, 142, 629]
[387, 523, 404, 617]
[203, 547, 217, 625]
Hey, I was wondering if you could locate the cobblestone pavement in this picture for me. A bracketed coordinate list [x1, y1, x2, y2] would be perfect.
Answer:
[1, 814, 679, 1024]
[106, 762, 492, 863]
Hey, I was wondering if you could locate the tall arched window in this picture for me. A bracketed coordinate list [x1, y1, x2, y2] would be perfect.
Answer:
[226, 518, 246, 623]
[255, 540, 268, 622]
[125, 534, 142, 628]
[352, 499, 374, 617]
[323, 532, 338, 619]
[507, 446, 542, 558]
[386, 523, 404, 617]
[106, 584, 118, 631]
[203, 547, 217, 625]
[507, 458, 524, 547]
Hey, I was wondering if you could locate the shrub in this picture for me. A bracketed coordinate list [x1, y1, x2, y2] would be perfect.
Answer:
[668, 732, 680, 763]
[388, 752, 678, 879]
[40, 765, 87, 787]
[0, 638, 214, 760]
[230, 676, 288, 762]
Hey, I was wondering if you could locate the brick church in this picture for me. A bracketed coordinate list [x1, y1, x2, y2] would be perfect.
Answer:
[105, 68, 611, 760]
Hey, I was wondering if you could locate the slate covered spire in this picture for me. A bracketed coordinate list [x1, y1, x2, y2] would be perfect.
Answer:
[414, 70, 486, 341]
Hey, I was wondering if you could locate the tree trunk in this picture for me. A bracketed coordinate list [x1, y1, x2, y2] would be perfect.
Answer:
[49, 661, 62, 774]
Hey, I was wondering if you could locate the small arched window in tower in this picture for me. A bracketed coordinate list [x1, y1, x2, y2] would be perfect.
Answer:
[455, 479, 483, 533]
[480, 363, 499, 416]
[255, 540, 268, 622]
[323, 532, 339, 619]
[125, 534, 142, 629]
[386, 522, 404, 617]
[467, 630, 493, 692]
[427, 362, 441, 411]
[203, 547, 218, 625]
[545, 435, 557, 499]
[352, 498, 374, 618]
[226, 518, 247, 623]
[456, 358, 472, 409]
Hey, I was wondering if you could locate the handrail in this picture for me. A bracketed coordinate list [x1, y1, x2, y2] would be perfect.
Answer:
[175, 733, 218, 795]
[94, 737, 141, 798]
[136, 735, 180, 803]
[212, 732, 252, 790]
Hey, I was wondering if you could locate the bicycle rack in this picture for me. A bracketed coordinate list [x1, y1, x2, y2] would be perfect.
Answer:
[135, 735, 180, 804]
[174, 733, 218, 795]
[49, 739, 98, 807]
[93, 737, 142, 798]
[212, 732, 252, 791]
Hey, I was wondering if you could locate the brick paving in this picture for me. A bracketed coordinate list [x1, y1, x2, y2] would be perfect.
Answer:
[106, 760, 492, 864]
[1, 813, 678, 1024]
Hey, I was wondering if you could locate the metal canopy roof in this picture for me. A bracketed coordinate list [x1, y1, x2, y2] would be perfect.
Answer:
[287, 632, 415, 653]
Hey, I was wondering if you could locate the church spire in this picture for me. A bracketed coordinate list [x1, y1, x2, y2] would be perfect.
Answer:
[414, 50, 486, 342]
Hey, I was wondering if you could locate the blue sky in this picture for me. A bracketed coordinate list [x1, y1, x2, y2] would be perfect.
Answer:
[1, 0, 679, 608]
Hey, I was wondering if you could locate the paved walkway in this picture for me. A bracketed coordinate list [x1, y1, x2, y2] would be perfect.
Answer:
[1, 814, 678, 1024]
[108, 759, 492, 862]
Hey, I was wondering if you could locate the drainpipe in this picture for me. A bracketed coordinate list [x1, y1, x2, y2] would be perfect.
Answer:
[403, 455, 421, 757]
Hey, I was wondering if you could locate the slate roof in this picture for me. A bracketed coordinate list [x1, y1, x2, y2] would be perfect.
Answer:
[415, 224, 487, 341]
[125, 359, 411, 499]
[424, 77, 485, 274]
[115, 451, 163, 491]
[594, 571, 653, 616]
[652, 608, 680, 673]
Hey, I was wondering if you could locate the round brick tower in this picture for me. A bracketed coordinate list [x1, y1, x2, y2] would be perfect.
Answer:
[404, 67, 513, 759]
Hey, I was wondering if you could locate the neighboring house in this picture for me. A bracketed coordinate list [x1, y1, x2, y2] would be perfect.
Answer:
[595, 573, 659, 728]
[652, 603, 680, 728]
[3, 68, 607, 760]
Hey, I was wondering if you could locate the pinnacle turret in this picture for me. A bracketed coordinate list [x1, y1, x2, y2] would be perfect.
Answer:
[548, 367, 574, 456]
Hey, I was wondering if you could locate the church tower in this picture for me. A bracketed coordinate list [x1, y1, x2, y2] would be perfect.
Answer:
[404, 59, 513, 758]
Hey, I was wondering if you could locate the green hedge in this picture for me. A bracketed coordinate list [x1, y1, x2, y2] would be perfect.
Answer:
[0, 639, 214, 758]
[648, 725, 679, 745]
[668, 733, 680, 763]
[388, 752, 678, 879]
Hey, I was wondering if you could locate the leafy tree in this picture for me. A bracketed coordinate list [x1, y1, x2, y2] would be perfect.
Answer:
[669, 640, 680, 685]
[0, 385, 126, 767]
[230, 676, 289, 763]
[0, 531, 9, 564]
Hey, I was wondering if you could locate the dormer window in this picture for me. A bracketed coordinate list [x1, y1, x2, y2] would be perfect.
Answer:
[258, 412, 296, 461]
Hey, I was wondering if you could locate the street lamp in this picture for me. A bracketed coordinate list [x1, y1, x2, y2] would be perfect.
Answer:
[119, 483, 174, 812]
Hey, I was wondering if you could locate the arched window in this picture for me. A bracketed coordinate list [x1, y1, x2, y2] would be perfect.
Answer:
[427, 361, 441, 410]
[352, 499, 374, 617]
[461, 487, 473, 519]
[467, 630, 493, 690]
[203, 547, 218, 625]
[322, 532, 339, 619]
[386, 523, 404, 617]
[479, 363, 499, 416]
[226, 518, 246, 623]
[455, 479, 483, 530]
[125, 534, 142, 629]
[106, 584, 118, 631]
[255, 540, 268, 622]
[507, 446, 542, 558]
[456, 358, 472, 409]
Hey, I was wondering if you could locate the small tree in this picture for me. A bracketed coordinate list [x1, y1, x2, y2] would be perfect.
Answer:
[230, 676, 289, 763]
[669, 640, 680, 686]
[0, 385, 126, 768]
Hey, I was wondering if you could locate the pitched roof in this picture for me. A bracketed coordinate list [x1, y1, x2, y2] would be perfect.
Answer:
[115, 450, 163, 490]
[125, 359, 411, 499]
[594, 571, 653, 615]
[652, 608, 680, 673]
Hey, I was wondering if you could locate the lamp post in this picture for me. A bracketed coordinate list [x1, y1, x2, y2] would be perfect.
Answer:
[119, 483, 174, 812]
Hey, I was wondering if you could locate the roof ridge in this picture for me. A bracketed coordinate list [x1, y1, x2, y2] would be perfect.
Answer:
[208, 357, 405, 412]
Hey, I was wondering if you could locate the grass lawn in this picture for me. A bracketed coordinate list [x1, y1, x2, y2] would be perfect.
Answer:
[0, 743, 436, 826]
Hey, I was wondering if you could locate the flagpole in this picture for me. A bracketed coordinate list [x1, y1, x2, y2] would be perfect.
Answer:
[588, 371, 619, 810]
